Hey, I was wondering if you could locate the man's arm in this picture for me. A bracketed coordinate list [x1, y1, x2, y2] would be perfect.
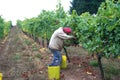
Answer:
[57, 33, 74, 40]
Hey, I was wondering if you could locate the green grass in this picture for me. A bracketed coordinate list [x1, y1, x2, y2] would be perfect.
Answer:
[32, 47, 39, 51]
[104, 64, 120, 80]
[89, 59, 120, 80]
[35, 53, 42, 58]
[12, 53, 22, 61]
[24, 39, 31, 45]
[89, 60, 99, 67]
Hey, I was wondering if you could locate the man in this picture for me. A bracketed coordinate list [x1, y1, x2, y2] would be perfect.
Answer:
[48, 27, 75, 66]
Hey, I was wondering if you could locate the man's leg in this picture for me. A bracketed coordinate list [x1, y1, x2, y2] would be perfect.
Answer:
[49, 49, 62, 66]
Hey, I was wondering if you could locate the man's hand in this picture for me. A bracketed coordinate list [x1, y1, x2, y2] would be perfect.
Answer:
[73, 36, 77, 39]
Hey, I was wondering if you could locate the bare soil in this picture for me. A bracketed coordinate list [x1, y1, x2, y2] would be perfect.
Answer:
[0, 26, 119, 80]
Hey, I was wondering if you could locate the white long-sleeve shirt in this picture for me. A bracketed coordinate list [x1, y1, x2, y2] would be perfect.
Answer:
[49, 27, 74, 51]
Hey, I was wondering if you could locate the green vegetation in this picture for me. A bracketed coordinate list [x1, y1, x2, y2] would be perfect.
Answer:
[24, 39, 31, 45]
[89, 60, 98, 67]
[12, 53, 22, 61]
[104, 64, 120, 80]
[35, 54, 42, 58]
[0, 16, 12, 39]
[0, 16, 4, 38]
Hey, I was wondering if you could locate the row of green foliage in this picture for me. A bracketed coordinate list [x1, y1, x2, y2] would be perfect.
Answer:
[70, 0, 120, 58]
[0, 16, 12, 39]
[17, 0, 120, 58]
[17, 2, 67, 40]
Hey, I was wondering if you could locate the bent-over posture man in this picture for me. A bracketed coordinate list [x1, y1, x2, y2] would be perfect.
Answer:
[48, 27, 75, 66]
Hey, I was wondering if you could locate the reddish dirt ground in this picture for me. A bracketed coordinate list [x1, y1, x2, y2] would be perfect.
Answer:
[0, 26, 120, 80]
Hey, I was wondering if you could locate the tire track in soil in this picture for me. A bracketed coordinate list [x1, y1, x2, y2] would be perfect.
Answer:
[0, 26, 50, 80]
[0, 26, 20, 80]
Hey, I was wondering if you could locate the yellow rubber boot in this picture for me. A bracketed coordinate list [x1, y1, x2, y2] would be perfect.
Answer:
[48, 66, 60, 80]
[61, 55, 67, 69]
[0, 73, 2, 80]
